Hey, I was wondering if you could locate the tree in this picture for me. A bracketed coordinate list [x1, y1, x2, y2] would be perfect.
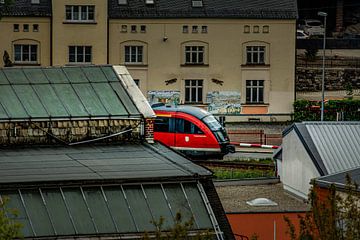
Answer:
[0, 197, 23, 239]
[285, 175, 360, 240]
[142, 212, 213, 240]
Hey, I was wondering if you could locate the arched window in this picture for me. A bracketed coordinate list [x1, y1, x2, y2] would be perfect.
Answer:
[180, 41, 209, 66]
[120, 40, 148, 65]
[12, 39, 40, 65]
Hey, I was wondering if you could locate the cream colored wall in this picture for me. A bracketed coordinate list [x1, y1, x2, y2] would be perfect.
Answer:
[0, 17, 51, 67]
[109, 19, 296, 116]
[51, 0, 108, 66]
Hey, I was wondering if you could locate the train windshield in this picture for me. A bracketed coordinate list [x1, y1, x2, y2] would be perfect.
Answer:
[203, 115, 229, 143]
[203, 115, 222, 130]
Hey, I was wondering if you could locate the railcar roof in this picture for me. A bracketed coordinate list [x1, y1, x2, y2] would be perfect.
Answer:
[153, 105, 211, 120]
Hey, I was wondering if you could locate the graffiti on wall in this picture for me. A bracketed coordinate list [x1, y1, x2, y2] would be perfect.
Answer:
[206, 91, 241, 115]
[148, 91, 180, 106]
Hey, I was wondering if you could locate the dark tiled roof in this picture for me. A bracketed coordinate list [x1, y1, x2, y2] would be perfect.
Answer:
[109, 0, 298, 19]
[0, 0, 52, 17]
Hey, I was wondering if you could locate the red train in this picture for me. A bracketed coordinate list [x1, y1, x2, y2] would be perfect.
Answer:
[153, 105, 235, 159]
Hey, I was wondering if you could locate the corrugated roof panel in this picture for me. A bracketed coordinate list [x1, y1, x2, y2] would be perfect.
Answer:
[72, 83, 109, 116]
[3, 68, 29, 84]
[0, 85, 29, 119]
[305, 122, 360, 174]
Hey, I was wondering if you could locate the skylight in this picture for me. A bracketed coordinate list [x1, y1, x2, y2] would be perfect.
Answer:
[192, 0, 203, 7]
[118, 0, 127, 5]
[146, 0, 154, 4]
[246, 198, 278, 206]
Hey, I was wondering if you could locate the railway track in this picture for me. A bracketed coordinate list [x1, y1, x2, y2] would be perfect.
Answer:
[193, 160, 275, 171]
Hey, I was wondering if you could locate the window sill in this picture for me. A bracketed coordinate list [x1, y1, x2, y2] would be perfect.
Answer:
[243, 103, 269, 106]
[66, 63, 93, 66]
[63, 21, 97, 25]
[241, 64, 270, 68]
[181, 64, 209, 67]
[124, 63, 148, 67]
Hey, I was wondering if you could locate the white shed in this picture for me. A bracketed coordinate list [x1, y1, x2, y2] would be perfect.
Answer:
[274, 122, 360, 199]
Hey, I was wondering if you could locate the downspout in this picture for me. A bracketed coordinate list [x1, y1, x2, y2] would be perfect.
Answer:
[50, 5, 53, 66]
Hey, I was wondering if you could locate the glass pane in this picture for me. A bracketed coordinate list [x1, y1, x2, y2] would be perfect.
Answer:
[77, 47, 84, 62]
[198, 87, 202, 102]
[52, 84, 88, 117]
[163, 184, 193, 224]
[0, 71, 9, 84]
[191, 88, 196, 102]
[176, 118, 184, 133]
[101, 66, 119, 82]
[252, 88, 257, 102]
[143, 185, 174, 229]
[83, 187, 117, 233]
[0, 103, 8, 119]
[33, 85, 68, 117]
[13, 85, 48, 118]
[43, 68, 69, 83]
[63, 67, 88, 83]
[185, 87, 190, 102]
[42, 188, 75, 235]
[22, 45, 29, 61]
[110, 82, 139, 115]
[92, 83, 127, 115]
[259, 88, 264, 102]
[123, 185, 154, 231]
[73, 83, 108, 116]
[183, 183, 213, 229]
[0, 86, 28, 118]
[82, 67, 107, 82]
[14, 45, 21, 61]
[23, 68, 48, 84]
[1, 191, 33, 237]
[88, 6, 94, 20]
[246, 87, 251, 102]
[103, 186, 137, 232]
[154, 117, 170, 132]
[65, 6, 71, 20]
[62, 188, 96, 234]
[21, 189, 54, 236]
[73, 6, 79, 20]
[4, 69, 29, 84]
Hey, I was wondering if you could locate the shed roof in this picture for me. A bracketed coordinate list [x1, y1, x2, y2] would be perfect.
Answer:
[283, 122, 360, 176]
[0, 142, 211, 186]
[109, 0, 298, 19]
[315, 167, 360, 192]
[0, 65, 145, 122]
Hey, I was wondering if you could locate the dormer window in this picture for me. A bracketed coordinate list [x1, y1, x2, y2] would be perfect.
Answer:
[65, 5, 95, 22]
[192, 0, 203, 7]
[145, 0, 154, 4]
[118, 0, 127, 4]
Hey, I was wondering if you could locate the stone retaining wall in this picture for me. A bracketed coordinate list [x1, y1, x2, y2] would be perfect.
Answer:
[296, 67, 360, 92]
[0, 119, 141, 146]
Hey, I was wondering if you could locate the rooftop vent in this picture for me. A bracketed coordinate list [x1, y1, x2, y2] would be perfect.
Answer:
[192, 0, 203, 7]
[246, 198, 278, 206]
[118, 0, 127, 4]
[146, 0, 154, 4]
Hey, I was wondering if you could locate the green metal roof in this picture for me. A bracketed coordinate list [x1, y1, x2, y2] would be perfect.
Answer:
[0, 182, 214, 238]
[0, 142, 212, 185]
[0, 66, 141, 121]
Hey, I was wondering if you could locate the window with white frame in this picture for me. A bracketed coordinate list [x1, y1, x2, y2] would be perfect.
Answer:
[185, 79, 203, 103]
[246, 80, 264, 103]
[14, 44, 38, 63]
[65, 5, 95, 22]
[246, 46, 265, 64]
[125, 46, 143, 63]
[68, 46, 92, 63]
[185, 46, 204, 64]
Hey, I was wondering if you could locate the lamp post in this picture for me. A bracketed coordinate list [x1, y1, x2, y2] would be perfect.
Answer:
[318, 11, 327, 121]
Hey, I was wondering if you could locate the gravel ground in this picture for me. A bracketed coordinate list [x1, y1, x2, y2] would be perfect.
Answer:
[216, 183, 309, 213]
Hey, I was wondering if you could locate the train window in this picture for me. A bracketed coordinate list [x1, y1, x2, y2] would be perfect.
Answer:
[176, 119, 203, 134]
[154, 117, 170, 132]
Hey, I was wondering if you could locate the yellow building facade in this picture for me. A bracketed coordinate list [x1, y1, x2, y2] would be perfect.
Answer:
[0, 0, 297, 121]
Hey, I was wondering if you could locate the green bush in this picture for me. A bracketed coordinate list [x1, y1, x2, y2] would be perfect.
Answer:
[293, 99, 360, 122]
